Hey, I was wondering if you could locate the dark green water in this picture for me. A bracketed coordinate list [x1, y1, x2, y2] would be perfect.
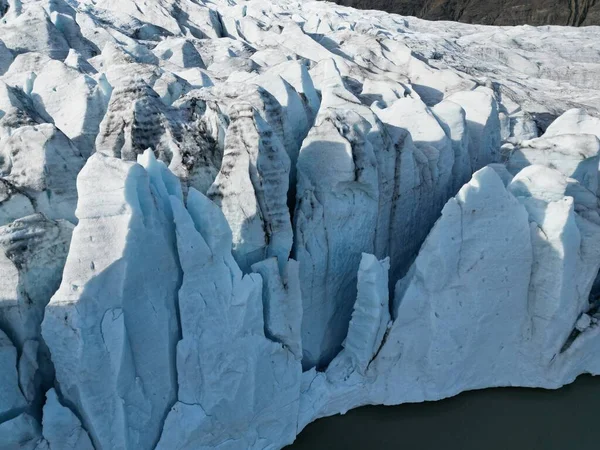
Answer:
[288, 375, 600, 450]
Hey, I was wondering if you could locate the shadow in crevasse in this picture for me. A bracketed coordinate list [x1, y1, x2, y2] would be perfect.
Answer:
[70, 90, 109, 159]
[0, 269, 62, 423]
[288, 137, 381, 368]
[385, 126, 475, 285]
[307, 34, 354, 61]
[0, 0, 9, 19]
[530, 111, 558, 135]
[285, 121, 476, 369]
[411, 84, 444, 106]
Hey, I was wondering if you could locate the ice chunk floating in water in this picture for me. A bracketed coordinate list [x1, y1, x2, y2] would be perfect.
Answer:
[0, 0, 599, 449]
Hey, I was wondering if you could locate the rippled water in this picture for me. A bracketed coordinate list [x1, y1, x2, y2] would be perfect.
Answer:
[288, 375, 600, 449]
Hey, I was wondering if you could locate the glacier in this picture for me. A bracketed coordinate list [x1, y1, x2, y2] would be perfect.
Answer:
[0, 0, 599, 449]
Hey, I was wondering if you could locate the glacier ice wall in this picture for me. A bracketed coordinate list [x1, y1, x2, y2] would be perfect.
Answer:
[0, 0, 599, 449]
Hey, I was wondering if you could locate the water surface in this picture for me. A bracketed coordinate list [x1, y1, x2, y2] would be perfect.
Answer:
[289, 375, 600, 449]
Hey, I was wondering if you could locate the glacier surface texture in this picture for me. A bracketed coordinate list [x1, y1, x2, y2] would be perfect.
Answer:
[0, 0, 599, 449]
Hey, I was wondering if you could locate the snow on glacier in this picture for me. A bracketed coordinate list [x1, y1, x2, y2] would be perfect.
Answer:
[0, 0, 599, 449]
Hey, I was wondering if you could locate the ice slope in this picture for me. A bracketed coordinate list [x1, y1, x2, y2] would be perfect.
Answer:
[300, 164, 600, 428]
[42, 151, 182, 450]
[0, 0, 599, 449]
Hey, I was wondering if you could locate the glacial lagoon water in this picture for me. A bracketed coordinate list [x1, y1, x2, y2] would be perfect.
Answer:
[288, 375, 600, 449]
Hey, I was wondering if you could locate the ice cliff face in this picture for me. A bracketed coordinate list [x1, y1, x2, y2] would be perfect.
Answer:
[0, 0, 599, 449]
